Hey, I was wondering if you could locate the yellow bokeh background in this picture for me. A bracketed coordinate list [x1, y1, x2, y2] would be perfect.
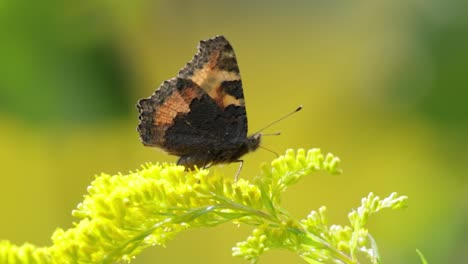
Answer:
[1, 1, 467, 263]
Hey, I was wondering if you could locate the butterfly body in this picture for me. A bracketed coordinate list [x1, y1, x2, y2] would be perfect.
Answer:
[137, 36, 261, 169]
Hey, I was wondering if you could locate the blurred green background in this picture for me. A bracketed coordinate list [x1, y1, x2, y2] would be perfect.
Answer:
[1, 0, 467, 263]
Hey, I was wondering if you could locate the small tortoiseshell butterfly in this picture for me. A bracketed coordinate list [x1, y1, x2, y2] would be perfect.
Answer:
[137, 36, 259, 175]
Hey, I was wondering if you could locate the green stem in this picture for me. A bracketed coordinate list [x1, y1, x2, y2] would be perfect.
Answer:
[211, 193, 280, 223]
[275, 207, 355, 264]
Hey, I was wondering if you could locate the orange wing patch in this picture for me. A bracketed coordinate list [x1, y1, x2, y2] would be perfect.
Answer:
[154, 85, 202, 126]
[190, 51, 242, 109]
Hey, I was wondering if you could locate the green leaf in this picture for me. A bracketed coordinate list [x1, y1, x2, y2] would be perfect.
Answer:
[416, 249, 428, 264]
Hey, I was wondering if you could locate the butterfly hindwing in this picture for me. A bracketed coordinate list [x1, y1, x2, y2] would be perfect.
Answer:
[137, 80, 247, 154]
[137, 78, 204, 148]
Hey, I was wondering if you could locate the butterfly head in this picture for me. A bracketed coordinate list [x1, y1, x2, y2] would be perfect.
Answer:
[246, 133, 262, 152]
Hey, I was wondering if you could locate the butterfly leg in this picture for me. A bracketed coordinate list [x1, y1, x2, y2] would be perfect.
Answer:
[177, 155, 213, 170]
[203, 163, 214, 169]
[177, 155, 208, 170]
[234, 160, 244, 182]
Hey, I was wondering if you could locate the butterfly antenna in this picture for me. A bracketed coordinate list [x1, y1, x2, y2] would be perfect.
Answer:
[259, 146, 279, 157]
[262, 132, 281, 136]
[253, 105, 303, 134]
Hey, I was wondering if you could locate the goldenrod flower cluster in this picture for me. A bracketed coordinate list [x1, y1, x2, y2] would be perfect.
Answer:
[0, 149, 410, 264]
